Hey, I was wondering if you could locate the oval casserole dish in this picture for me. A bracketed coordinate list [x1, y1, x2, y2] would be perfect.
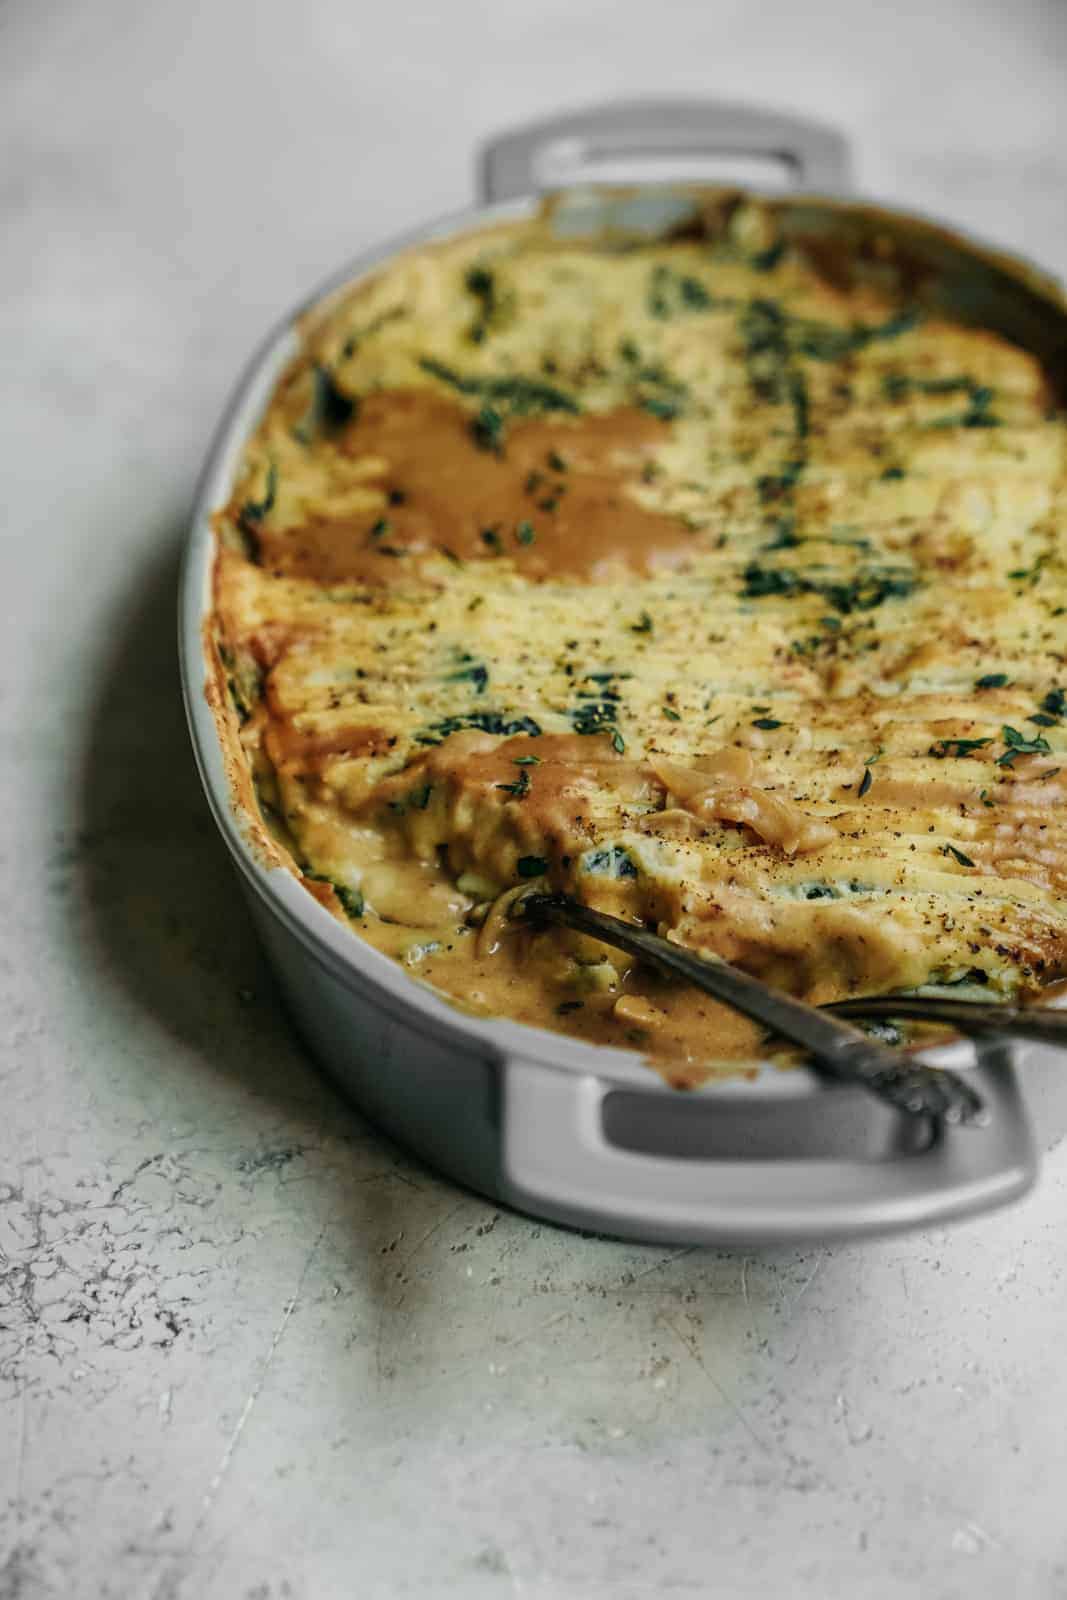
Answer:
[181, 102, 1064, 1244]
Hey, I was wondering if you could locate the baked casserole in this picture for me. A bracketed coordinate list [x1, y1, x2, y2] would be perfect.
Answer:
[210, 195, 1067, 1084]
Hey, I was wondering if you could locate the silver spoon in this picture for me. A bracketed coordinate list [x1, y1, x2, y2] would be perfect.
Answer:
[514, 892, 986, 1125]
[828, 993, 1067, 1048]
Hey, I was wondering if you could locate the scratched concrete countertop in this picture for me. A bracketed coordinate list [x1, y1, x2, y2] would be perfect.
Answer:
[2, 2, 1067, 1596]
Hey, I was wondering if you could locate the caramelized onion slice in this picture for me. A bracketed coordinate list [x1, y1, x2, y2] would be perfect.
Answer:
[645, 755, 836, 856]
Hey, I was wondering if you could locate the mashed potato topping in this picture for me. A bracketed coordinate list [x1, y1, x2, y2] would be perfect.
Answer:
[211, 196, 1067, 1082]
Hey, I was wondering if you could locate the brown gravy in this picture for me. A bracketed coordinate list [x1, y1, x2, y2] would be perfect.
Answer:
[256, 390, 697, 583]
[361, 910, 767, 1088]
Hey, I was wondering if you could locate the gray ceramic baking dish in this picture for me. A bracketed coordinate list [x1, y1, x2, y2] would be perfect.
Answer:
[180, 100, 1062, 1246]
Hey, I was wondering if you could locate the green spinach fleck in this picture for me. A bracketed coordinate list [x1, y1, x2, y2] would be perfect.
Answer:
[239, 460, 277, 525]
[419, 358, 580, 416]
[417, 710, 542, 745]
[647, 263, 716, 318]
[741, 562, 917, 614]
[496, 768, 531, 799]
[447, 660, 489, 694]
[583, 846, 638, 879]
[294, 365, 356, 444]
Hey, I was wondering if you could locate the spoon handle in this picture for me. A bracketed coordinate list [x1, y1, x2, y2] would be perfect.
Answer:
[829, 994, 1067, 1049]
[516, 893, 986, 1126]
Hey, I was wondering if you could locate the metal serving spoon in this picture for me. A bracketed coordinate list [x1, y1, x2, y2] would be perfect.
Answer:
[828, 993, 1067, 1048]
[514, 892, 987, 1125]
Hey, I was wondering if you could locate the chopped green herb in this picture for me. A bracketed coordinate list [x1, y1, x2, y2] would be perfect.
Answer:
[471, 404, 505, 455]
[752, 717, 782, 730]
[417, 710, 542, 744]
[583, 846, 638, 878]
[294, 365, 356, 443]
[741, 563, 798, 600]
[928, 737, 992, 759]
[496, 768, 531, 799]
[996, 724, 1052, 766]
[631, 611, 654, 635]
[465, 265, 500, 344]
[641, 396, 681, 421]
[885, 375, 1001, 430]
[647, 263, 715, 318]
[513, 754, 540, 766]
[517, 855, 548, 879]
[943, 844, 976, 868]
[858, 766, 873, 798]
[793, 307, 919, 361]
[515, 520, 536, 546]
[447, 662, 489, 693]
[752, 238, 786, 272]
[764, 515, 799, 550]
[368, 517, 391, 542]
[880, 465, 906, 481]
[757, 461, 804, 501]
[306, 871, 365, 919]
[568, 673, 629, 754]
[480, 527, 503, 552]
[1007, 554, 1047, 585]
[419, 357, 579, 415]
[220, 644, 261, 723]
[741, 562, 917, 613]
[547, 449, 568, 473]
[335, 885, 365, 919]
[975, 673, 1009, 690]
[239, 460, 278, 524]
[884, 373, 972, 402]
[662, 705, 682, 722]
[1041, 687, 1066, 719]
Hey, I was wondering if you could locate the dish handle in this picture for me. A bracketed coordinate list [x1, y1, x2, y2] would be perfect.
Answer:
[480, 99, 853, 205]
[500, 1050, 1037, 1246]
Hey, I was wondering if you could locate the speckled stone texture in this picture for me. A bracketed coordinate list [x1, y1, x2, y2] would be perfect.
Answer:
[2, 2, 1066, 1595]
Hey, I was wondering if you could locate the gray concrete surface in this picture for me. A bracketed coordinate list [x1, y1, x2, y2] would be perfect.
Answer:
[2, 1, 1066, 1595]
